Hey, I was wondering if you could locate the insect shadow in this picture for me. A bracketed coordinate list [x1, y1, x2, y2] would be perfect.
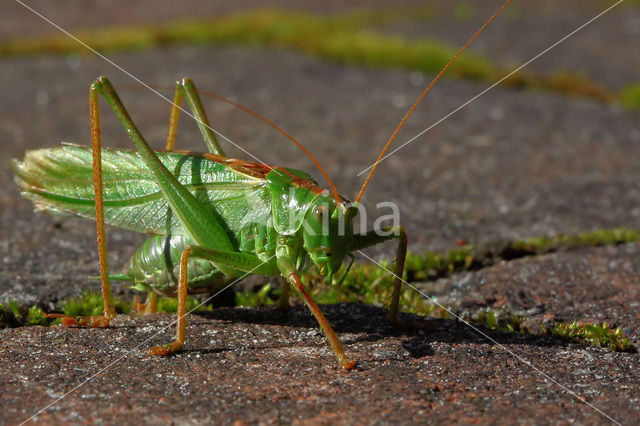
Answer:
[190, 302, 574, 360]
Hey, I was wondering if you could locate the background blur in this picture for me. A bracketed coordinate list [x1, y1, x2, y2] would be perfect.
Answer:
[1, 0, 638, 296]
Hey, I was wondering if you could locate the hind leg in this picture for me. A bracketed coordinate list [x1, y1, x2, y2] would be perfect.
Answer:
[45, 84, 119, 328]
[164, 78, 225, 156]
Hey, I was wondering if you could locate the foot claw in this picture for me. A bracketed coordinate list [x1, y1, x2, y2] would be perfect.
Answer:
[149, 342, 183, 356]
[149, 345, 170, 356]
[43, 313, 111, 328]
[339, 358, 357, 370]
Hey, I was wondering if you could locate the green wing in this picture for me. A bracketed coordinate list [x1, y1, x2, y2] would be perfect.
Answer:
[12, 144, 272, 236]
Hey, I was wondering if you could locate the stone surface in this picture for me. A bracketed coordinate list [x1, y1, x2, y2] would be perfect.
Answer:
[1, 303, 638, 425]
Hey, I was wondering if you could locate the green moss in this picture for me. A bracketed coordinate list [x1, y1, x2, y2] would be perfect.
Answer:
[0, 303, 50, 327]
[0, 303, 19, 327]
[8, 301, 21, 318]
[232, 261, 442, 316]
[27, 305, 48, 326]
[61, 291, 130, 317]
[235, 283, 277, 307]
[405, 246, 476, 281]
[464, 308, 526, 334]
[386, 227, 640, 285]
[537, 71, 614, 102]
[620, 84, 640, 110]
[5, 227, 640, 347]
[0, 8, 429, 56]
[232, 227, 640, 312]
[508, 227, 640, 255]
[462, 309, 633, 353]
[55, 291, 207, 317]
[543, 322, 632, 352]
[0, 8, 618, 102]
[155, 295, 210, 313]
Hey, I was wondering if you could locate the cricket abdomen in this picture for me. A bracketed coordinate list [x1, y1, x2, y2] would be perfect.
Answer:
[121, 222, 282, 296]
[123, 235, 235, 296]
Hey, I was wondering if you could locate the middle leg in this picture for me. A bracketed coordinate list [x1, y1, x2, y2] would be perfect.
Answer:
[148, 245, 275, 355]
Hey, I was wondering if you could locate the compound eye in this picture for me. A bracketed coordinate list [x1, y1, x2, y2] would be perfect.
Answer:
[313, 205, 328, 221]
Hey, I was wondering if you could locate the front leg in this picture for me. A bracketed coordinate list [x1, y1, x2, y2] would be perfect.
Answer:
[276, 242, 356, 370]
[286, 271, 356, 370]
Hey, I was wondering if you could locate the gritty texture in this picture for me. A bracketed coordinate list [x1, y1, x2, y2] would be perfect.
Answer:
[1, 1, 639, 424]
[1, 304, 638, 425]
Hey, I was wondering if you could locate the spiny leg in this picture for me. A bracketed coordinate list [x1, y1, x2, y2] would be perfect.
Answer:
[89, 84, 119, 323]
[55, 85, 121, 327]
[286, 272, 356, 370]
[164, 77, 225, 156]
[48, 83, 118, 327]
[48, 83, 121, 327]
[164, 82, 183, 151]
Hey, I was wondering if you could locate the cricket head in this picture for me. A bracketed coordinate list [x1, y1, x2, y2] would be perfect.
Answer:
[303, 195, 358, 282]
[267, 168, 355, 282]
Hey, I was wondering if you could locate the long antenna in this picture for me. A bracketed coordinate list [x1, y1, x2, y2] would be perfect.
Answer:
[355, 0, 513, 204]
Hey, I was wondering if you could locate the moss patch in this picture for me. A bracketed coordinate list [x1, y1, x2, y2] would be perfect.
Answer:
[543, 322, 633, 352]
[0, 303, 48, 327]
[0, 8, 622, 104]
[462, 310, 633, 352]
[235, 283, 277, 308]
[620, 84, 640, 110]
[463, 307, 525, 334]
[502, 227, 640, 258]
[155, 294, 211, 313]
[61, 291, 131, 317]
